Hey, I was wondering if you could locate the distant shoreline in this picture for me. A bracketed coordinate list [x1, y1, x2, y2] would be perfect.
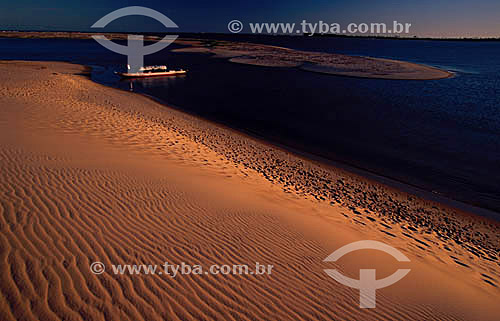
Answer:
[2, 30, 500, 41]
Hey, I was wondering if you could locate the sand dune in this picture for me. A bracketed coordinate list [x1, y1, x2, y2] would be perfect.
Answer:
[0, 61, 498, 320]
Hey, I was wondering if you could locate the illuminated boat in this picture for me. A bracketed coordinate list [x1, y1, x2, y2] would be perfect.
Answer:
[116, 65, 187, 78]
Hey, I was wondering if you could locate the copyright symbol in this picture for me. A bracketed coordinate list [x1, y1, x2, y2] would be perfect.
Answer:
[90, 262, 105, 274]
[228, 20, 243, 33]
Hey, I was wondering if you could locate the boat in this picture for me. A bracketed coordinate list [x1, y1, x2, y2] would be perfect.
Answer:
[115, 65, 187, 78]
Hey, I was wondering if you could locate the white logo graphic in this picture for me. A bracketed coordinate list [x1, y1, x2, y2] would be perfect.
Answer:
[90, 262, 105, 274]
[91, 6, 178, 73]
[324, 240, 411, 308]
[227, 20, 243, 33]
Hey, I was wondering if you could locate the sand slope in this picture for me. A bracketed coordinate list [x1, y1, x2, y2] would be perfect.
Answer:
[0, 61, 498, 321]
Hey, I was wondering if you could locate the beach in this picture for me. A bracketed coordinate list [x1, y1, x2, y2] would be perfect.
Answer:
[0, 60, 498, 320]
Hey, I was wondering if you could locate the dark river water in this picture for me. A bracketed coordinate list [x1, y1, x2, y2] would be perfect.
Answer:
[1, 35, 499, 215]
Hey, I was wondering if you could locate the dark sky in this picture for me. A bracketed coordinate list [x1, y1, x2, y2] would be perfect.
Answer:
[1, 0, 499, 37]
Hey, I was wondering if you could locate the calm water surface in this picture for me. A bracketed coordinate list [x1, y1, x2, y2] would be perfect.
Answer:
[1, 36, 499, 215]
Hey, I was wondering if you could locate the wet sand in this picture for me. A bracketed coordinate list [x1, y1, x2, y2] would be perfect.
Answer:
[0, 60, 498, 321]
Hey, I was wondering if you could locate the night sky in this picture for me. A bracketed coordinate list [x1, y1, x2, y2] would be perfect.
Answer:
[1, 0, 499, 37]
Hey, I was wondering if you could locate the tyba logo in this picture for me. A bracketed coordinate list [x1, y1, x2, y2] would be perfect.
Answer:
[91, 6, 178, 73]
[324, 240, 411, 308]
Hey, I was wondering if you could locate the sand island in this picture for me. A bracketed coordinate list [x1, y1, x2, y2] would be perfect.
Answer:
[0, 31, 452, 80]
[173, 39, 453, 80]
